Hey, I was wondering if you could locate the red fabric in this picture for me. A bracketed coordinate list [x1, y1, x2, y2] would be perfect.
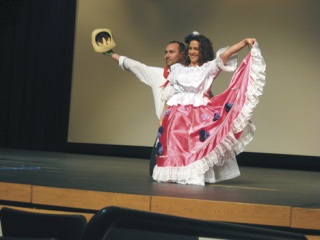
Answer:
[160, 80, 170, 89]
[160, 65, 170, 88]
[157, 53, 252, 167]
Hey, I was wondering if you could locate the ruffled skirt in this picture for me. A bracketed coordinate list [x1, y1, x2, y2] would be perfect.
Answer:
[152, 43, 266, 185]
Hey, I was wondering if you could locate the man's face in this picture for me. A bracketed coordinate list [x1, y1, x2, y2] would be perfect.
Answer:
[164, 43, 183, 66]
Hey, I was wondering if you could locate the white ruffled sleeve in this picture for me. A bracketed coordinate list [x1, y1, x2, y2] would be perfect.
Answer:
[215, 47, 238, 72]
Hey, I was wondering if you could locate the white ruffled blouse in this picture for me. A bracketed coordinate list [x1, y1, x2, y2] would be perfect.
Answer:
[162, 47, 238, 107]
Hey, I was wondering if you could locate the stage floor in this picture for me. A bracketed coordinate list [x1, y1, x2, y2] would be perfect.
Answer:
[1, 148, 319, 206]
[0, 148, 320, 233]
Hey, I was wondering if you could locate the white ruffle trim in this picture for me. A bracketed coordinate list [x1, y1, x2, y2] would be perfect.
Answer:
[152, 42, 266, 186]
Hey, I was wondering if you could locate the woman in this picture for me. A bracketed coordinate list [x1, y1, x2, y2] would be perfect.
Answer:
[152, 32, 266, 185]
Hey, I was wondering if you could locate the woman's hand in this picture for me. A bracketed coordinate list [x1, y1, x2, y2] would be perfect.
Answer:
[244, 38, 256, 48]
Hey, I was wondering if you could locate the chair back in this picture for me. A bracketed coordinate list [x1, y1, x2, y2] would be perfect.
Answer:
[80, 206, 307, 240]
[0, 207, 87, 240]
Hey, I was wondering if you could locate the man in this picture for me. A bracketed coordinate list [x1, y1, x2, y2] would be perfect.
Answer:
[104, 41, 186, 176]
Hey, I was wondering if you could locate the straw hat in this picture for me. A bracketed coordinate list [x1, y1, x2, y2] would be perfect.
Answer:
[91, 28, 116, 53]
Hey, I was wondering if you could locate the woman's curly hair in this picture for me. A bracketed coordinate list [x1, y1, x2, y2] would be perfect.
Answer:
[184, 35, 215, 66]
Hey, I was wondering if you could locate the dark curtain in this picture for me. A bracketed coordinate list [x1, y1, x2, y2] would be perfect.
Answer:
[0, 0, 77, 151]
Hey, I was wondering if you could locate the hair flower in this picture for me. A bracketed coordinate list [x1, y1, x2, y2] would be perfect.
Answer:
[184, 31, 200, 43]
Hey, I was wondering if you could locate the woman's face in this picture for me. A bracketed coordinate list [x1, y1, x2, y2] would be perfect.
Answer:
[188, 40, 200, 66]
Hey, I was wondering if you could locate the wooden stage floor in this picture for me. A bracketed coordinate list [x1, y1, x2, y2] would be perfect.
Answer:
[0, 148, 320, 235]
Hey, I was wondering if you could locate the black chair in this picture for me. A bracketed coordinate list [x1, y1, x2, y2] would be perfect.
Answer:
[0, 238, 57, 240]
[80, 206, 307, 240]
[0, 207, 87, 240]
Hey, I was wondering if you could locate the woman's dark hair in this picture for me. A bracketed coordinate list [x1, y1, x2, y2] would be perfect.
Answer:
[184, 35, 215, 66]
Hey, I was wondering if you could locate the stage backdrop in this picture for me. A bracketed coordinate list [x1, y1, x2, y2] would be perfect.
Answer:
[68, 0, 320, 157]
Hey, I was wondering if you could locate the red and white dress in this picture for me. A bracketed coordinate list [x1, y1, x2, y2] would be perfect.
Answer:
[152, 43, 266, 185]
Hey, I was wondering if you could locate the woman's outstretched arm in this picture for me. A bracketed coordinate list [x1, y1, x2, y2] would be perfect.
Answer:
[220, 38, 256, 64]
